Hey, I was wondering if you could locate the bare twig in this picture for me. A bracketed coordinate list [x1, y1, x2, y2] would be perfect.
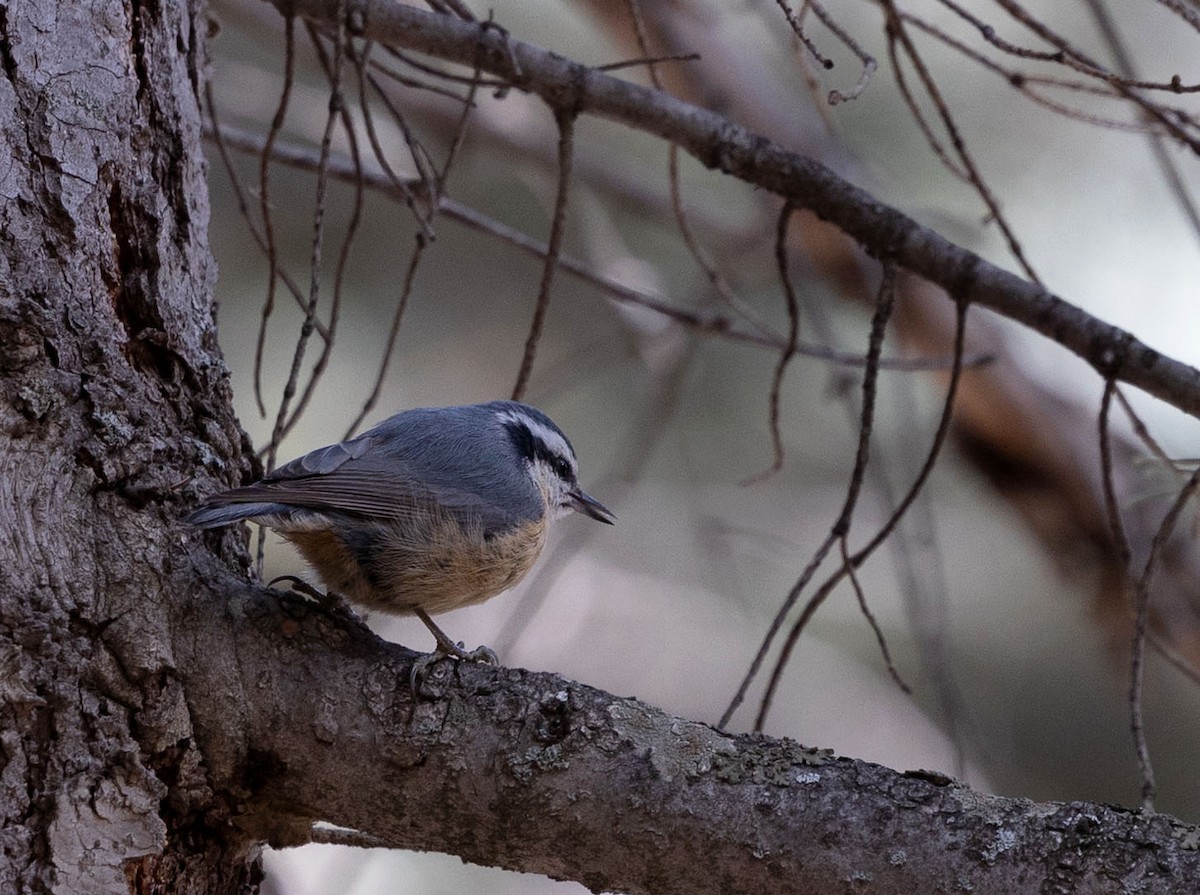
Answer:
[743, 202, 801, 483]
[265, 4, 347, 473]
[772, 0, 835, 71]
[1152, 0, 1200, 32]
[1099, 375, 1134, 574]
[273, 25, 369, 444]
[344, 32, 491, 435]
[898, 11, 1176, 134]
[202, 91, 332, 344]
[512, 104, 577, 401]
[625, 0, 780, 343]
[807, 0, 878, 104]
[987, 0, 1200, 151]
[342, 239, 428, 439]
[206, 122, 983, 375]
[356, 43, 438, 236]
[882, 2, 1042, 285]
[753, 263, 897, 731]
[722, 284, 969, 729]
[1115, 387, 1180, 471]
[1084, 0, 1200, 243]
[841, 534, 911, 695]
[253, 13, 298, 419]
[1131, 466, 1200, 809]
[596, 51, 701, 72]
[265, 0, 1200, 422]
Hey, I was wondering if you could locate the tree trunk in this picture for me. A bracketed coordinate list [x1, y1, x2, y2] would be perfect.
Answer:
[0, 0, 256, 890]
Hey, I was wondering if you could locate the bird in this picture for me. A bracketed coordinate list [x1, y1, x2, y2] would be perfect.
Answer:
[185, 400, 615, 672]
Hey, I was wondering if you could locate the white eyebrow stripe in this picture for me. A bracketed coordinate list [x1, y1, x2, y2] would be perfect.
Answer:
[527, 421, 574, 464]
[496, 409, 577, 470]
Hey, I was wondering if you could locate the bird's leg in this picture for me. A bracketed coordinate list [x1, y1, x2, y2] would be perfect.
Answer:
[409, 608, 499, 691]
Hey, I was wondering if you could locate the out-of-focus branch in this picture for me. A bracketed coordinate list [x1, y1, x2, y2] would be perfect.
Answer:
[271, 0, 1200, 420]
[577, 0, 1200, 678]
[203, 122, 975, 372]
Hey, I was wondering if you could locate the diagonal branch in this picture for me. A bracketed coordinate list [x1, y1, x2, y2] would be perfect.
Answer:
[270, 0, 1200, 420]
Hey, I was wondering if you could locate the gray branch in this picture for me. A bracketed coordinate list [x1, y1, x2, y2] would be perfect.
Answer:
[274, 0, 1200, 419]
[187, 579, 1200, 895]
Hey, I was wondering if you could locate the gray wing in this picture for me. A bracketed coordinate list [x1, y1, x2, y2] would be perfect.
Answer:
[186, 429, 521, 534]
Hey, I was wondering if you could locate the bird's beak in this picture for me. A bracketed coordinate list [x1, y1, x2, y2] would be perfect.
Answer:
[569, 489, 616, 524]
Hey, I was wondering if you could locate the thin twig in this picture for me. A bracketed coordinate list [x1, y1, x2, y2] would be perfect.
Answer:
[1084, 0, 1200, 244]
[342, 238, 428, 439]
[512, 104, 577, 401]
[898, 11, 1168, 134]
[204, 123, 987, 374]
[437, 19, 490, 192]
[625, 0, 780, 343]
[1101, 380, 1200, 692]
[1099, 375, 1133, 573]
[719, 539, 840, 730]
[360, 51, 469, 102]
[596, 52, 702, 72]
[435, 0, 475, 22]
[773, 0, 835, 70]
[276, 0, 1200, 420]
[884, 29, 969, 181]
[883, 2, 1043, 285]
[253, 13, 298, 419]
[722, 263, 896, 730]
[752, 264, 897, 731]
[807, 0, 878, 104]
[722, 284, 969, 729]
[1152, 0, 1200, 32]
[841, 535, 911, 694]
[344, 31, 491, 435]
[201, 91, 332, 344]
[742, 202, 801, 483]
[1130, 465, 1200, 810]
[987, 0, 1200, 151]
[265, 4, 347, 473]
[364, 67, 442, 222]
[1115, 387, 1179, 471]
[274, 24, 370, 444]
[384, 45, 512, 91]
[356, 42, 438, 237]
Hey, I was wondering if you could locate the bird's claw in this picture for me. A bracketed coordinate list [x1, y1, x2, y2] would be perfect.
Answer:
[269, 576, 354, 615]
[409, 640, 499, 694]
[269, 574, 324, 600]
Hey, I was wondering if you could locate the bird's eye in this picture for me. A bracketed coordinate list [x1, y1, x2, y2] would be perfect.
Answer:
[553, 456, 573, 480]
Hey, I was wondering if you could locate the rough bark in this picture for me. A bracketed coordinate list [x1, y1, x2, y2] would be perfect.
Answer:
[181, 587, 1200, 895]
[0, 0, 254, 891]
[4, 1, 1200, 894]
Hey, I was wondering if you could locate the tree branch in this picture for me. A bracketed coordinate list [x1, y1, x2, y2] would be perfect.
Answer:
[184, 575, 1200, 895]
[272, 0, 1200, 420]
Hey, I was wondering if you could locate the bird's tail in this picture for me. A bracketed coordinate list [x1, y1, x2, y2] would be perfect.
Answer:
[183, 500, 293, 529]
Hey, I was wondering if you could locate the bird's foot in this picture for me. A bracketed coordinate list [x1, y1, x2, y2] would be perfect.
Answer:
[269, 575, 353, 615]
[409, 637, 498, 694]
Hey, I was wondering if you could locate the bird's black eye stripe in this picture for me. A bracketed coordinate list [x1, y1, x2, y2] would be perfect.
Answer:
[503, 419, 575, 481]
[503, 419, 538, 463]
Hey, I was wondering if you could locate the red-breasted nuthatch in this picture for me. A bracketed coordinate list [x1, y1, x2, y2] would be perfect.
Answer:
[186, 400, 614, 667]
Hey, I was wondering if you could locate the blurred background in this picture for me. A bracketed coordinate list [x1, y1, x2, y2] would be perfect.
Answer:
[202, 1, 1200, 891]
